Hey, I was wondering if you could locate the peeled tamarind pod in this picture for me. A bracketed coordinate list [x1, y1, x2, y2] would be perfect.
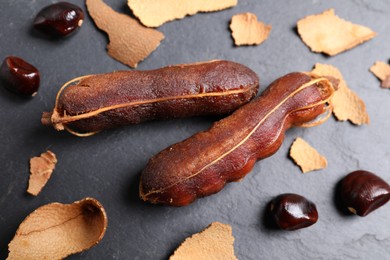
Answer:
[41, 60, 259, 136]
[140, 72, 339, 206]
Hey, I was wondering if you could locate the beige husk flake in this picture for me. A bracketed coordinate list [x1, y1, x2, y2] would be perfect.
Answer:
[7, 198, 107, 260]
[370, 61, 390, 81]
[128, 0, 237, 27]
[230, 13, 271, 46]
[86, 0, 164, 68]
[312, 63, 369, 125]
[170, 222, 237, 260]
[297, 9, 376, 56]
[289, 138, 327, 173]
[370, 61, 390, 88]
[27, 150, 57, 196]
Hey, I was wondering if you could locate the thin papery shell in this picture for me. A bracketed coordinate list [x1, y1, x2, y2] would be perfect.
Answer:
[230, 13, 271, 46]
[370, 61, 390, 88]
[27, 150, 57, 196]
[86, 0, 164, 68]
[312, 63, 369, 125]
[170, 222, 237, 260]
[128, 0, 237, 27]
[8, 197, 107, 260]
[297, 9, 376, 56]
[290, 137, 327, 173]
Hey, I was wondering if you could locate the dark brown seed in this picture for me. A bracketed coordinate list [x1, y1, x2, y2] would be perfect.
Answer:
[270, 193, 318, 230]
[0, 56, 40, 96]
[381, 75, 390, 88]
[33, 2, 84, 37]
[340, 170, 390, 216]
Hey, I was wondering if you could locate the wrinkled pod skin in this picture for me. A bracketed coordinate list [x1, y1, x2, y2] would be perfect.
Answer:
[41, 60, 259, 135]
[140, 72, 338, 206]
[341, 170, 390, 216]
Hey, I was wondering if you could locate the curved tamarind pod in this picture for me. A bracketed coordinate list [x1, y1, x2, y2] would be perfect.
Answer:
[140, 72, 338, 206]
[41, 60, 259, 136]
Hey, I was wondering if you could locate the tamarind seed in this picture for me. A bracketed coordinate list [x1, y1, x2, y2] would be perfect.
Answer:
[270, 193, 318, 231]
[0, 56, 40, 96]
[340, 170, 390, 216]
[33, 2, 84, 37]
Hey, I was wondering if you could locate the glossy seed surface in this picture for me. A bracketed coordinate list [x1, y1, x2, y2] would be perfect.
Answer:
[33, 2, 84, 37]
[270, 193, 318, 230]
[341, 170, 390, 216]
[0, 56, 40, 96]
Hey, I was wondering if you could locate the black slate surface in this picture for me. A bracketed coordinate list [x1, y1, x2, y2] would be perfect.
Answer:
[1, 0, 390, 259]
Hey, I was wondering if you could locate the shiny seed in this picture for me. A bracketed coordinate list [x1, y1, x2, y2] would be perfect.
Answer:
[0, 56, 40, 96]
[269, 193, 318, 230]
[340, 170, 390, 217]
[33, 2, 84, 37]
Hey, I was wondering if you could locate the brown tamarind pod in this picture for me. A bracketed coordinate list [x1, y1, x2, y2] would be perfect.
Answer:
[140, 72, 339, 206]
[41, 60, 259, 136]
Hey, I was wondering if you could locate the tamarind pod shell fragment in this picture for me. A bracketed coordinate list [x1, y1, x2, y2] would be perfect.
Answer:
[140, 72, 338, 206]
[7, 197, 107, 259]
[41, 60, 259, 135]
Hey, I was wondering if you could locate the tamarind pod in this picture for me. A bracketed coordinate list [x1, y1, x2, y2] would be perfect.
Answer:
[41, 60, 259, 136]
[140, 72, 338, 206]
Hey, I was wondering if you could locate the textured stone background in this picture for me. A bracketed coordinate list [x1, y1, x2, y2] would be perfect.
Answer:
[1, 0, 390, 259]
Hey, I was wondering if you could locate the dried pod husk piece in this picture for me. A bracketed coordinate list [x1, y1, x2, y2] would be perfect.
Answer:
[341, 170, 390, 216]
[7, 197, 107, 260]
[28, 150, 57, 196]
[140, 72, 338, 206]
[128, 0, 238, 28]
[170, 222, 237, 260]
[86, 0, 164, 68]
[369, 61, 390, 88]
[42, 60, 259, 136]
[297, 9, 376, 56]
[289, 137, 327, 173]
[312, 63, 369, 125]
[230, 13, 271, 46]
